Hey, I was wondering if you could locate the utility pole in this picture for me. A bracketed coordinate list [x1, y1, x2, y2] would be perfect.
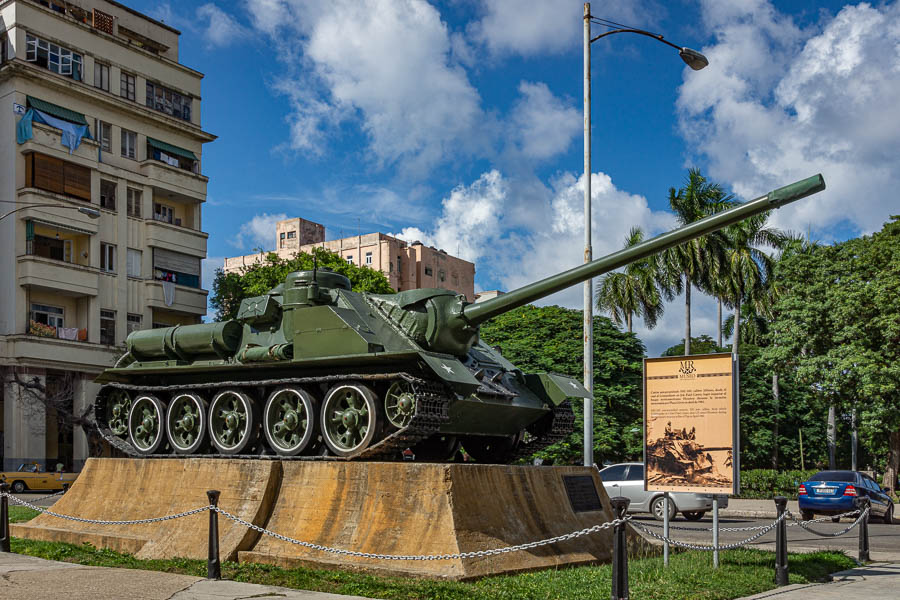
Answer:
[582, 2, 594, 467]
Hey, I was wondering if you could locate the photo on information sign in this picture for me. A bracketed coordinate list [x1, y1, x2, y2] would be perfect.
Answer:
[643, 354, 738, 495]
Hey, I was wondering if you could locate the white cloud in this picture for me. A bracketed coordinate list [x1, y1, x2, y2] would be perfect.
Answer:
[509, 81, 580, 160]
[467, 0, 660, 58]
[678, 0, 900, 236]
[197, 3, 250, 47]
[233, 213, 287, 250]
[398, 169, 677, 320]
[246, 0, 486, 175]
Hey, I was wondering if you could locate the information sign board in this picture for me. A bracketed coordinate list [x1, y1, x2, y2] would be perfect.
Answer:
[643, 353, 738, 495]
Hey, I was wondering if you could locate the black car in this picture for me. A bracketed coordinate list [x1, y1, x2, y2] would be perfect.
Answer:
[798, 470, 895, 524]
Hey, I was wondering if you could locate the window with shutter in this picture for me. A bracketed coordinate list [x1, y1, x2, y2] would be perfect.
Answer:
[63, 162, 91, 200]
[127, 248, 142, 277]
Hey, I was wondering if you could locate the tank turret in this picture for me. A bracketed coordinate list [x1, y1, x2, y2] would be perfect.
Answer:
[95, 174, 825, 462]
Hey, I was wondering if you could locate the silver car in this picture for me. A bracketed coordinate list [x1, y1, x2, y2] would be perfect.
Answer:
[597, 462, 728, 521]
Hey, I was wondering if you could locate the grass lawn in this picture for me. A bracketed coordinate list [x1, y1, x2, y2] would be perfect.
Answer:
[9, 533, 854, 600]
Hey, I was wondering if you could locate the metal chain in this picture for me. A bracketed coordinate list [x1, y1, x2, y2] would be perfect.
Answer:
[786, 508, 869, 537]
[636, 520, 771, 533]
[27, 489, 67, 503]
[786, 509, 860, 527]
[214, 506, 629, 561]
[630, 511, 787, 552]
[2, 493, 212, 525]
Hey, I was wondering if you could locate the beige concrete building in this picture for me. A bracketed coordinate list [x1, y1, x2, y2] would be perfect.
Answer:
[225, 218, 476, 301]
[0, 0, 214, 470]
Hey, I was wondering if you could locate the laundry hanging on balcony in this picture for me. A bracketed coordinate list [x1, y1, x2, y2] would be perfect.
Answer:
[17, 106, 92, 154]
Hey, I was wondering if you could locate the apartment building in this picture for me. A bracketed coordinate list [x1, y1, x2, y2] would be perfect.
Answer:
[0, 0, 214, 470]
[225, 217, 476, 301]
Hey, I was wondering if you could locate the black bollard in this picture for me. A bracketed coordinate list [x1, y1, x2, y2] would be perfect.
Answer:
[855, 496, 870, 563]
[774, 496, 788, 586]
[610, 496, 631, 600]
[1, 482, 10, 553]
[207, 490, 221, 579]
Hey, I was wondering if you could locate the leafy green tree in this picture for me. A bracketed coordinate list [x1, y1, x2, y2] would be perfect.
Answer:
[661, 335, 728, 357]
[719, 212, 786, 356]
[663, 169, 735, 355]
[479, 305, 645, 465]
[595, 227, 666, 333]
[209, 247, 394, 321]
[765, 218, 900, 487]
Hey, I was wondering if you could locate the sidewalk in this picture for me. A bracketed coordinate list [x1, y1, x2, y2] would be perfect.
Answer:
[721, 498, 798, 519]
[0, 552, 376, 600]
[738, 563, 900, 599]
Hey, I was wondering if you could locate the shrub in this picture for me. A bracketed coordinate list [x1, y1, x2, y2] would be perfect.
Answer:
[737, 469, 818, 499]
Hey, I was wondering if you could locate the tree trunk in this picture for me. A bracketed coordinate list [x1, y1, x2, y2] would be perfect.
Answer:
[717, 298, 723, 348]
[684, 274, 691, 355]
[883, 429, 899, 495]
[627, 312, 633, 334]
[772, 372, 779, 470]
[827, 402, 836, 470]
[851, 408, 857, 471]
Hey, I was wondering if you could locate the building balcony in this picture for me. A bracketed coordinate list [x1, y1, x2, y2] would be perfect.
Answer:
[0, 334, 120, 370]
[16, 189, 100, 234]
[145, 219, 207, 257]
[19, 122, 99, 165]
[145, 280, 208, 316]
[139, 159, 208, 200]
[17, 255, 99, 296]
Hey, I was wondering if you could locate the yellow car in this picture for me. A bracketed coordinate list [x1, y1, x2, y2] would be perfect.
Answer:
[0, 463, 78, 493]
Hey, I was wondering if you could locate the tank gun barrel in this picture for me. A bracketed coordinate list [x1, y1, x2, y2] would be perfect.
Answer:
[462, 174, 825, 326]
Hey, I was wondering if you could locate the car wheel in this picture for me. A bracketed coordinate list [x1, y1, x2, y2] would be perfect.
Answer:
[12, 480, 26, 494]
[801, 510, 814, 521]
[883, 503, 894, 525]
[651, 496, 677, 522]
[682, 511, 705, 521]
[831, 516, 841, 523]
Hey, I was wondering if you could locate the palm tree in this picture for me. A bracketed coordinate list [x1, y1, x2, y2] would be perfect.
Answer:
[596, 227, 665, 333]
[663, 169, 735, 355]
[720, 212, 787, 356]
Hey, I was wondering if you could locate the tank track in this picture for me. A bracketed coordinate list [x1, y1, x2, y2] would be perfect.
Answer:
[507, 400, 575, 463]
[95, 372, 451, 461]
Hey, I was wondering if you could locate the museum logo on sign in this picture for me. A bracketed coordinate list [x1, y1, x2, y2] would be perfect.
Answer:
[678, 360, 697, 379]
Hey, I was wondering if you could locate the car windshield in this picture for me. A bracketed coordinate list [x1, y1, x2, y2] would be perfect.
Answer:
[809, 471, 855, 482]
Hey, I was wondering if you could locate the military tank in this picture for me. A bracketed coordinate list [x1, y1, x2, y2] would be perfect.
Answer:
[95, 174, 825, 462]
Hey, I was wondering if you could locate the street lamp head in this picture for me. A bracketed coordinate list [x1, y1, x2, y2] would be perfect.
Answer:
[78, 207, 101, 219]
[679, 47, 709, 71]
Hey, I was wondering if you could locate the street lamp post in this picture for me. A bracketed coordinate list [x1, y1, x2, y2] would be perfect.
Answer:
[0, 202, 101, 221]
[582, 3, 707, 467]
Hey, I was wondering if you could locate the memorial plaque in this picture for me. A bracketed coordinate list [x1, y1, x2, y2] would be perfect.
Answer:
[562, 475, 603, 513]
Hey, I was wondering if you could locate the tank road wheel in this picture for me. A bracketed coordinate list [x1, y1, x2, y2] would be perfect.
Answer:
[105, 389, 132, 436]
[209, 390, 258, 455]
[166, 393, 208, 454]
[263, 387, 317, 456]
[384, 380, 416, 429]
[128, 395, 167, 455]
[321, 383, 381, 457]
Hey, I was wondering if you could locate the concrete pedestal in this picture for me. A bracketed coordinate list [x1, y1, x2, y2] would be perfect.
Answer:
[12, 458, 649, 579]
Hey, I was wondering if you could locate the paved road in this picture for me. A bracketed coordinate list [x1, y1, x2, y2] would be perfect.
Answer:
[631, 514, 900, 561]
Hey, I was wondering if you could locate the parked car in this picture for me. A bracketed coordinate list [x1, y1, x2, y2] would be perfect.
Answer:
[0, 463, 78, 493]
[798, 470, 894, 524]
[597, 462, 728, 521]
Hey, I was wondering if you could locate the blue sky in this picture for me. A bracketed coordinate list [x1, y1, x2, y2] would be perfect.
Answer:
[126, 0, 900, 355]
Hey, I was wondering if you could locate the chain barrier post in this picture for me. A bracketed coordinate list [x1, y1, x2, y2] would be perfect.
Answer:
[855, 496, 869, 563]
[610, 496, 630, 600]
[206, 490, 221, 579]
[0, 482, 10, 553]
[662, 493, 670, 567]
[774, 496, 788, 586]
[712, 495, 719, 568]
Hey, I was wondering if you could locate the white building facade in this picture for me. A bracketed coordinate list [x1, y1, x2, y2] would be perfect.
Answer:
[0, 0, 214, 470]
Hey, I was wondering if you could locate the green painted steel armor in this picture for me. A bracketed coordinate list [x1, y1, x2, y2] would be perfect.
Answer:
[95, 174, 825, 462]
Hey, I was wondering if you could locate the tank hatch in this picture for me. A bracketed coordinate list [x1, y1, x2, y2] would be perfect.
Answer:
[286, 269, 351, 291]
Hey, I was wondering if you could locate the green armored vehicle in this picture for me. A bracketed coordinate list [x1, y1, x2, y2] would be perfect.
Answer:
[95, 175, 825, 462]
